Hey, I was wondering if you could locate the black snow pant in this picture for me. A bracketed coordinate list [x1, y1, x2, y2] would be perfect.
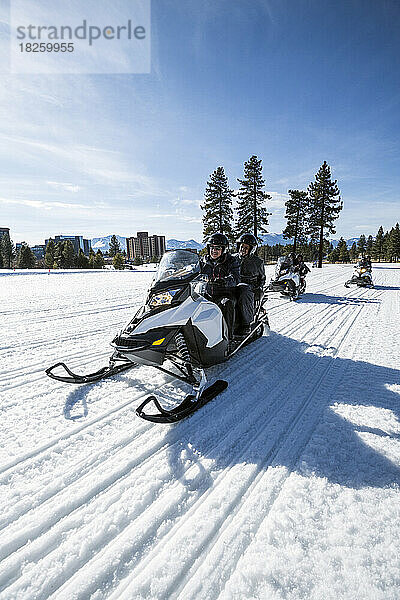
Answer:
[209, 291, 236, 339]
[234, 283, 254, 328]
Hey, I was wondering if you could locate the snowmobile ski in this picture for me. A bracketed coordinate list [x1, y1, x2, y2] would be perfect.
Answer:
[45, 360, 134, 384]
[135, 379, 228, 423]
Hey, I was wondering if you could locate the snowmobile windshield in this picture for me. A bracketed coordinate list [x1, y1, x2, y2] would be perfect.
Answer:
[275, 256, 291, 278]
[154, 250, 200, 284]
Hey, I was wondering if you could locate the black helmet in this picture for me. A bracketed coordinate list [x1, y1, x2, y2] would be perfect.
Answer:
[236, 233, 257, 254]
[207, 232, 229, 256]
[297, 254, 304, 262]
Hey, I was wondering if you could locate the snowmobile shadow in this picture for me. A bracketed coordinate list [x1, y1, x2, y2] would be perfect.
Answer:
[164, 333, 400, 491]
[297, 293, 380, 305]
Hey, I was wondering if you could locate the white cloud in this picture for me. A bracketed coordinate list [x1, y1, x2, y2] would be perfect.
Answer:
[46, 181, 82, 193]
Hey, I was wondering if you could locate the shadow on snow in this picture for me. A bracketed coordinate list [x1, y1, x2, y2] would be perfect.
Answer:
[61, 332, 400, 491]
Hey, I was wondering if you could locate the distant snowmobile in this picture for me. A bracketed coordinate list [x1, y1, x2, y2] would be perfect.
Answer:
[46, 250, 269, 423]
[345, 262, 374, 288]
[266, 256, 304, 300]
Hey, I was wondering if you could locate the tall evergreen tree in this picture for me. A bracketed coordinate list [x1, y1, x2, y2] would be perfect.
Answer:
[366, 235, 373, 255]
[62, 240, 76, 268]
[387, 223, 400, 262]
[356, 234, 366, 256]
[17, 244, 36, 269]
[236, 155, 271, 241]
[76, 249, 89, 268]
[282, 189, 308, 254]
[88, 248, 96, 268]
[53, 241, 64, 268]
[372, 226, 385, 262]
[0, 249, 3, 268]
[307, 161, 342, 268]
[383, 231, 390, 261]
[337, 237, 350, 262]
[113, 253, 124, 270]
[109, 235, 121, 258]
[349, 242, 358, 261]
[93, 249, 105, 269]
[1, 232, 15, 268]
[45, 239, 56, 269]
[201, 167, 235, 243]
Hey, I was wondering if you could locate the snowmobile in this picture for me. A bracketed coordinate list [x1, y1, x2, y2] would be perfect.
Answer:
[344, 263, 374, 288]
[266, 256, 304, 300]
[46, 250, 269, 424]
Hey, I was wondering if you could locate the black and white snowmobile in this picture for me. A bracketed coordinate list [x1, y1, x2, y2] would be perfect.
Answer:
[46, 250, 269, 424]
[266, 256, 303, 300]
[344, 262, 374, 288]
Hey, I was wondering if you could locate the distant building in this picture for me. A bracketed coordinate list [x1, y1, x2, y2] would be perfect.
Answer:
[126, 232, 166, 261]
[0, 227, 10, 239]
[45, 235, 92, 256]
[31, 245, 46, 260]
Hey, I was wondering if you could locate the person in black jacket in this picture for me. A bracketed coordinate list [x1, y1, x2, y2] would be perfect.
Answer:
[295, 254, 310, 287]
[200, 233, 250, 338]
[235, 233, 266, 306]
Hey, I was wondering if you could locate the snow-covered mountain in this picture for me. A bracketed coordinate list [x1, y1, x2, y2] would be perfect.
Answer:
[166, 239, 204, 250]
[91, 235, 127, 253]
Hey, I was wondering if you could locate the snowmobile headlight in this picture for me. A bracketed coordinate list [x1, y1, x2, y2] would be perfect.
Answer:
[149, 289, 179, 308]
[360, 268, 366, 273]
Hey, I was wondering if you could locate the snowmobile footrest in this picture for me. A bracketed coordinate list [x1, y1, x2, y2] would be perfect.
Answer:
[45, 361, 134, 384]
[136, 379, 228, 423]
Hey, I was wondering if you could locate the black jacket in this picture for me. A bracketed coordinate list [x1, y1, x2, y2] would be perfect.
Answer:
[234, 253, 266, 290]
[295, 261, 310, 277]
[200, 253, 240, 295]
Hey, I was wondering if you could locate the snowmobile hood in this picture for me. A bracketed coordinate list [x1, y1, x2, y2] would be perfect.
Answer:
[125, 295, 224, 348]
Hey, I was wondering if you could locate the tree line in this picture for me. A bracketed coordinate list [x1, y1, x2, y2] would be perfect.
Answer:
[329, 224, 400, 263]
[0, 233, 106, 269]
[202, 157, 342, 268]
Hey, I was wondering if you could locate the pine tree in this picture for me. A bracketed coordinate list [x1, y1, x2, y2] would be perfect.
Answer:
[93, 249, 105, 269]
[328, 247, 340, 263]
[282, 189, 308, 254]
[0, 249, 3, 268]
[372, 226, 385, 262]
[62, 240, 76, 268]
[45, 239, 56, 269]
[349, 242, 358, 261]
[88, 248, 96, 269]
[109, 235, 121, 258]
[236, 155, 271, 241]
[387, 223, 400, 262]
[201, 167, 235, 243]
[383, 231, 390, 261]
[366, 235, 373, 255]
[53, 242, 64, 268]
[76, 249, 89, 268]
[113, 253, 124, 270]
[1, 232, 15, 268]
[356, 234, 366, 256]
[337, 237, 350, 263]
[17, 244, 36, 269]
[307, 161, 342, 268]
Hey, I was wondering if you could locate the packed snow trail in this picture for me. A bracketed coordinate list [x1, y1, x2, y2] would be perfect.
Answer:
[1, 265, 399, 599]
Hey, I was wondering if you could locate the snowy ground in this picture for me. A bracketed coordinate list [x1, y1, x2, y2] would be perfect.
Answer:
[1, 264, 400, 600]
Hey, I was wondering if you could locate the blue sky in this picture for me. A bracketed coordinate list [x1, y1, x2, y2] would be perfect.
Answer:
[1, 0, 400, 244]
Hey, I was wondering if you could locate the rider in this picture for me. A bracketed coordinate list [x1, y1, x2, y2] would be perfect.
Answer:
[200, 233, 240, 338]
[294, 254, 310, 287]
[235, 233, 266, 306]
